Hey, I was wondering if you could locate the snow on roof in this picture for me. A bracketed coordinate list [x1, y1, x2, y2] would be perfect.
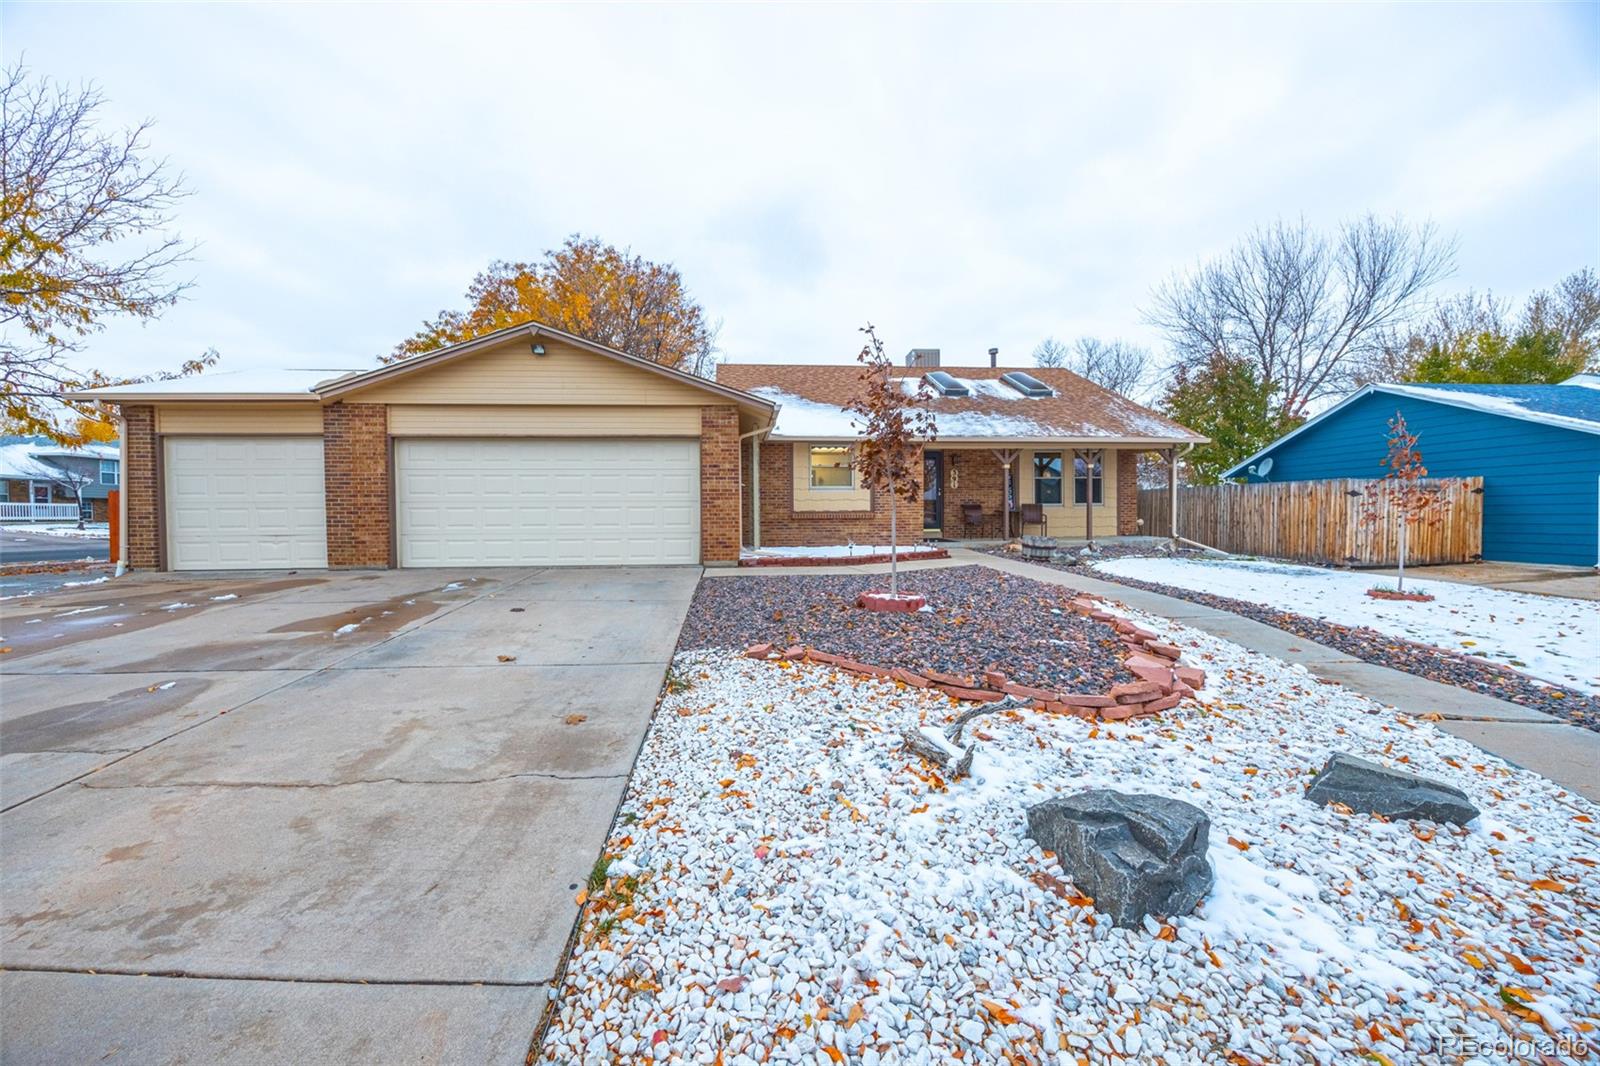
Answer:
[1378, 382, 1600, 436]
[72, 367, 368, 399]
[722, 364, 1205, 442]
[0, 437, 117, 480]
[750, 388, 863, 439]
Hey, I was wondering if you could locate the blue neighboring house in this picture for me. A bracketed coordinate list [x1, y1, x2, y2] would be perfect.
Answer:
[1221, 375, 1600, 568]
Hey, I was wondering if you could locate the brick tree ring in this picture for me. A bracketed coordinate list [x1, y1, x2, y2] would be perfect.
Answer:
[856, 591, 927, 613]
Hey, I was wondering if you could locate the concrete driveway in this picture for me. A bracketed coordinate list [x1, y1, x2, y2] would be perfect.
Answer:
[0, 565, 700, 1064]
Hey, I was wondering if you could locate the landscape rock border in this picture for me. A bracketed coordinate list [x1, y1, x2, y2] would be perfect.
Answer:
[739, 547, 950, 568]
[745, 593, 1205, 721]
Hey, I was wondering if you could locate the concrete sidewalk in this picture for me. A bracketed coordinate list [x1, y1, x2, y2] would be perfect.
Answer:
[712, 550, 1598, 801]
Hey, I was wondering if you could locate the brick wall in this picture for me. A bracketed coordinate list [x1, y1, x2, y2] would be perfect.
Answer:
[938, 450, 1013, 538]
[700, 406, 742, 564]
[120, 405, 160, 569]
[323, 403, 392, 568]
[1117, 449, 1139, 535]
[754, 441, 922, 547]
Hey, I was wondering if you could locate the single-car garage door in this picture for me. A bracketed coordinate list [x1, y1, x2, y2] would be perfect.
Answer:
[164, 437, 329, 570]
[395, 438, 700, 567]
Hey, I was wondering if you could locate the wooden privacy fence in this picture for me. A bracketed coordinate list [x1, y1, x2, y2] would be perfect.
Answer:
[1136, 477, 1483, 567]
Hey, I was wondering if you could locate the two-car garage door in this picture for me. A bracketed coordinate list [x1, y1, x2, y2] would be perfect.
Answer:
[394, 439, 700, 567]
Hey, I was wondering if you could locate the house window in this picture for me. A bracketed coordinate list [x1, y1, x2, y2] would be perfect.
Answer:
[808, 446, 854, 489]
[31, 484, 49, 504]
[99, 459, 118, 485]
[80, 499, 94, 521]
[1073, 456, 1103, 505]
[1033, 453, 1063, 505]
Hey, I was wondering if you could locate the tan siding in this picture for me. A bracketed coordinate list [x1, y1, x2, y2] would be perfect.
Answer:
[790, 442, 871, 513]
[1019, 447, 1120, 538]
[349, 339, 713, 406]
[387, 404, 700, 436]
[156, 404, 324, 435]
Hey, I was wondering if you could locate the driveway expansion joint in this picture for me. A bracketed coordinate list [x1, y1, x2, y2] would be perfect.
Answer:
[80, 770, 630, 790]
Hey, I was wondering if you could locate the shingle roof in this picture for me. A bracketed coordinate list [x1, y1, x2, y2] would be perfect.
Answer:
[715, 364, 1204, 443]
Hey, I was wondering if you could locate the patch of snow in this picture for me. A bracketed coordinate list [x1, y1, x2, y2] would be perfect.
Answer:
[209, 593, 239, 601]
[441, 582, 464, 592]
[1382, 383, 1600, 435]
[0, 523, 111, 539]
[333, 621, 363, 635]
[71, 366, 368, 398]
[57, 605, 107, 617]
[155, 681, 176, 691]
[159, 602, 194, 612]
[749, 387, 862, 439]
[1094, 556, 1600, 695]
[61, 575, 110, 587]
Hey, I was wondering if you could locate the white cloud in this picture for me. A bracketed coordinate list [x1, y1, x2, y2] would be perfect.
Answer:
[8, 2, 1596, 379]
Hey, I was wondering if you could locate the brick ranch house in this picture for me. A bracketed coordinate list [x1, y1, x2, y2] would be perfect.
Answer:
[70, 324, 1202, 572]
[718, 350, 1203, 549]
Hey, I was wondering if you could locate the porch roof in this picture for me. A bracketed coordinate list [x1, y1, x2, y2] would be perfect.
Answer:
[715, 364, 1205, 445]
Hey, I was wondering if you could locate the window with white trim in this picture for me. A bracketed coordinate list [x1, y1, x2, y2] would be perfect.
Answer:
[1033, 453, 1063, 505]
[99, 459, 119, 486]
[808, 446, 854, 489]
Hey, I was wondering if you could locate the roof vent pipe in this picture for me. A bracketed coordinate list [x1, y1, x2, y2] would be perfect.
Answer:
[988, 347, 998, 367]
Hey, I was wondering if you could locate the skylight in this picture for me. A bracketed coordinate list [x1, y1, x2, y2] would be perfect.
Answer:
[923, 371, 969, 398]
[999, 371, 1054, 398]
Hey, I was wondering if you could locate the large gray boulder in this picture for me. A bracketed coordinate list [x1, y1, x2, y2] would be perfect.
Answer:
[1305, 753, 1478, 825]
[1026, 790, 1213, 928]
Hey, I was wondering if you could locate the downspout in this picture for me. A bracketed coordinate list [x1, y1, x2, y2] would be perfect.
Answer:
[738, 425, 767, 550]
[115, 413, 129, 576]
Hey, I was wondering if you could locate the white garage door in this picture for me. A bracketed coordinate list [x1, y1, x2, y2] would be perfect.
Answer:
[395, 438, 700, 567]
[164, 437, 329, 570]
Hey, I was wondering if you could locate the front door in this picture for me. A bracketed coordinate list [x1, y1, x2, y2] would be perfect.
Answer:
[923, 450, 944, 533]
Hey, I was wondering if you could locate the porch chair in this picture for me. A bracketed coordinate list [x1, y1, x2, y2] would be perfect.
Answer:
[960, 502, 992, 538]
[1019, 503, 1048, 537]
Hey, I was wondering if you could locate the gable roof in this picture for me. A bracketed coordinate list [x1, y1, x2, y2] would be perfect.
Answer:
[67, 321, 775, 416]
[714, 363, 1204, 444]
[1220, 378, 1600, 479]
[0, 436, 120, 481]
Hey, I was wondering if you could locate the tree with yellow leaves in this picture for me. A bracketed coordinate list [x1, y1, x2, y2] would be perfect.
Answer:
[389, 235, 718, 375]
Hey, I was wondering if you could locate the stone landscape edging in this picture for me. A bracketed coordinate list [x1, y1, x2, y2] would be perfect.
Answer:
[738, 547, 950, 567]
[742, 594, 1205, 722]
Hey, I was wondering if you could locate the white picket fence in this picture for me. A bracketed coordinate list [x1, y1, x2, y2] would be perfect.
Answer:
[0, 502, 82, 522]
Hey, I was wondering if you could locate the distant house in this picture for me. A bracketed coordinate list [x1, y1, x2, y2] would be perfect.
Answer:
[1222, 376, 1600, 567]
[0, 436, 121, 523]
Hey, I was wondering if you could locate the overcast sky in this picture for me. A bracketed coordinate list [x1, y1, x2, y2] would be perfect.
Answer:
[10, 2, 1599, 380]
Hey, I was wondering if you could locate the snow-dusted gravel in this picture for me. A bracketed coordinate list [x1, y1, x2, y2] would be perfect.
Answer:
[1094, 556, 1600, 697]
[539, 602, 1599, 1065]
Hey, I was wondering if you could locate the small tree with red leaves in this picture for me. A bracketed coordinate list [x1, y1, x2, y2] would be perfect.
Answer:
[845, 324, 937, 596]
[1360, 411, 1446, 594]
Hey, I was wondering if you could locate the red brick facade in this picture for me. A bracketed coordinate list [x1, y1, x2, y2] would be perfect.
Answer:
[936, 450, 1014, 538]
[700, 405, 741, 564]
[122, 405, 160, 569]
[1117, 449, 1139, 536]
[322, 403, 392, 568]
[752, 441, 922, 548]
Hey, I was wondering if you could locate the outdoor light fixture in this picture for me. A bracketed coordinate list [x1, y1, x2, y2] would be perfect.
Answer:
[530, 342, 546, 356]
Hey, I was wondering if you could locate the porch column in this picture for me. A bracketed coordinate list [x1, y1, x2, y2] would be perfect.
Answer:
[1167, 447, 1179, 547]
[1074, 448, 1103, 546]
[991, 450, 1019, 540]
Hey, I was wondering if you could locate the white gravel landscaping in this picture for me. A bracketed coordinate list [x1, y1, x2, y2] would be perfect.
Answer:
[539, 603, 1599, 1065]
[1093, 556, 1600, 697]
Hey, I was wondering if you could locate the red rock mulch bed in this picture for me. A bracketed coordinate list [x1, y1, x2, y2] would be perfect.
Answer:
[679, 566, 1204, 722]
[739, 547, 949, 567]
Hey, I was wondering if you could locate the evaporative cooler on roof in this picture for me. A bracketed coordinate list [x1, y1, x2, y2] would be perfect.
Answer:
[999, 371, 1054, 397]
[923, 371, 970, 397]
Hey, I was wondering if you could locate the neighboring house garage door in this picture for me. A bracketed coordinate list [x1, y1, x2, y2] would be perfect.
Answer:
[164, 437, 329, 570]
[394, 438, 700, 567]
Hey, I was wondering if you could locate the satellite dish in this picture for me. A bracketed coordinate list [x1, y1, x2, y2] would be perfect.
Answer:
[1256, 457, 1274, 478]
